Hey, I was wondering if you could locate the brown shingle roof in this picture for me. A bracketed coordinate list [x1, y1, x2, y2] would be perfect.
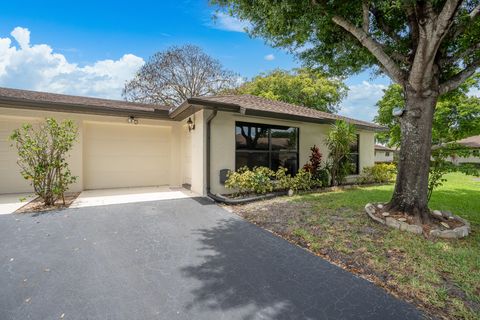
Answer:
[0, 87, 386, 130]
[185, 94, 383, 130]
[0, 87, 170, 113]
[456, 135, 480, 148]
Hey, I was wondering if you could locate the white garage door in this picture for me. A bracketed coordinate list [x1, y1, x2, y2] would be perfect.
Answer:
[84, 122, 171, 190]
[0, 117, 37, 194]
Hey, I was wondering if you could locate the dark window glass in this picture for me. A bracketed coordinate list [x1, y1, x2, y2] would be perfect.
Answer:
[236, 152, 269, 169]
[235, 125, 269, 150]
[271, 127, 297, 151]
[348, 134, 360, 174]
[235, 122, 299, 174]
[271, 152, 298, 174]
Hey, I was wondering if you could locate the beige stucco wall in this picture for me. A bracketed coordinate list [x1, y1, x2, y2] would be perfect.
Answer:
[208, 111, 376, 195]
[374, 150, 395, 163]
[189, 110, 208, 195]
[1, 106, 376, 197]
[0, 106, 190, 194]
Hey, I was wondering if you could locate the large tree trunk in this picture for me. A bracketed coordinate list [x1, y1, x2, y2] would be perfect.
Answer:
[388, 86, 438, 224]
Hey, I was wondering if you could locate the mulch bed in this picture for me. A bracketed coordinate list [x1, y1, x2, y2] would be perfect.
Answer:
[15, 192, 80, 214]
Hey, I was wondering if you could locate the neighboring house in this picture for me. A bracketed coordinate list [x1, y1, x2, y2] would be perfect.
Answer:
[446, 135, 480, 165]
[0, 87, 382, 196]
[374, 144, 396, 163]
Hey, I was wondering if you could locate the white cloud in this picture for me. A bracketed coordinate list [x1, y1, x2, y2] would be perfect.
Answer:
[210, 12, 250, 33]
[0, 27, 145, 99]
[264, 54, 275, 61]
[338, 81, 388, 122]
[11, 27, 30, 49]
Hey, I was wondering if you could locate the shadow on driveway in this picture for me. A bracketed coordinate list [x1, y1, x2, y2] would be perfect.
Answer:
[181, 217, 422, 320]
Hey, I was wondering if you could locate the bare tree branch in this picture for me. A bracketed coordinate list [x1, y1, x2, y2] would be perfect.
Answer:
[435, 0, 463, 38]
[439, 58, 480, 94]
[407, 1, 462, 91]
[331, 15, 406, 84]
[405, 5, 419, 50]
[123, 45, 238, 106]
[362, 1, 370, 33]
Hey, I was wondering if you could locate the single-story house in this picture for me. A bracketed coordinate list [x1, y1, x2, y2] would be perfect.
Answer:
[0, 87, 383, 196]
[445, 135, 480, 165]
[374, 144, 397, 163]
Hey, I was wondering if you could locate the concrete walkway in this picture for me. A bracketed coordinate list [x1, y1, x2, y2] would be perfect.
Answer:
[0, 193, 34, 214]
[0, 198, 422, 320]
[70, 186, 196, 208]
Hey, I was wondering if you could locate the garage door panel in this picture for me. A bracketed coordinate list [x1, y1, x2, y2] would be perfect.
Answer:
[0, 118, 37, 193]
[84, 122, 171, 190]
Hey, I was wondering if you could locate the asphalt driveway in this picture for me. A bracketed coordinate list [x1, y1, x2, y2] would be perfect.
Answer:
[0, 197, 422, 320]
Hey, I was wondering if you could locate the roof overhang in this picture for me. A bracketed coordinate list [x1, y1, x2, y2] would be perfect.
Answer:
[0, 96, 171, 120]
[171, 98, 386, 132]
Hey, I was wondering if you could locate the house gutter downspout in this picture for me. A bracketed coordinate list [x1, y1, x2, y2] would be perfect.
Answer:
[206, 109, 218, 197]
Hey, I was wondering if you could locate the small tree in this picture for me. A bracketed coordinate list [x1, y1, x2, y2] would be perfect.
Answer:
[10, 118, 78, 206]
[325, 120, 357, 186]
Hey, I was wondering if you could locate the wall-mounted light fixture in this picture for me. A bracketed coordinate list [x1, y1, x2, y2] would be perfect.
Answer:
[127, 116, 138, 125]
[187, 117, 195, 132]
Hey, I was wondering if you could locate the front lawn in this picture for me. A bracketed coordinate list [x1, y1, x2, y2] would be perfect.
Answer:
[231, 173, 480, 319]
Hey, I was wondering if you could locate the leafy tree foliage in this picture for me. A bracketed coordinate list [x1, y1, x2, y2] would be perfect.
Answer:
[213, 0, 480, 221]
[232, 68, 347, 113]
[10, 118, 78, 206]
[375, 81, 480, 147]
[123, 45, 238, 106]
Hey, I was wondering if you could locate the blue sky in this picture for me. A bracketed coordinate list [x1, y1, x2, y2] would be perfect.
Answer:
[0, 0, 392, 121]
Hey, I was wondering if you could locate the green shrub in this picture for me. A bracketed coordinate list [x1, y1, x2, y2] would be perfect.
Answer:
[303, 145, 330, 186]
[274, 167, 294, 190]
[225, 166, 275, 195]
[225, 166, 320, 195]
[316, 168, 330, 187]
[358, 163, 396, 184]
[291, 169, 318, 191]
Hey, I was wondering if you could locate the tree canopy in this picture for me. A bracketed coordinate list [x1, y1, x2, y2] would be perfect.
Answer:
[231, 68, 347, 113]
[375, 79, 480, 147]
[213, 0, 480, 95]
[123, 44, 237, 106]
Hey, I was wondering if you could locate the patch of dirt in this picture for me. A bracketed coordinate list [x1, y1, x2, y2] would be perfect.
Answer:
[15, 192, 80, 214]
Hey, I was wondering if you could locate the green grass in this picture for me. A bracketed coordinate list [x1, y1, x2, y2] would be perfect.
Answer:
[235, 173, 480, 319]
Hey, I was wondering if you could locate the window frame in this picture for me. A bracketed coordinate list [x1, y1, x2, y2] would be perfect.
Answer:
[235, 121, 300, 174]
[349, 134, 360, 175]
